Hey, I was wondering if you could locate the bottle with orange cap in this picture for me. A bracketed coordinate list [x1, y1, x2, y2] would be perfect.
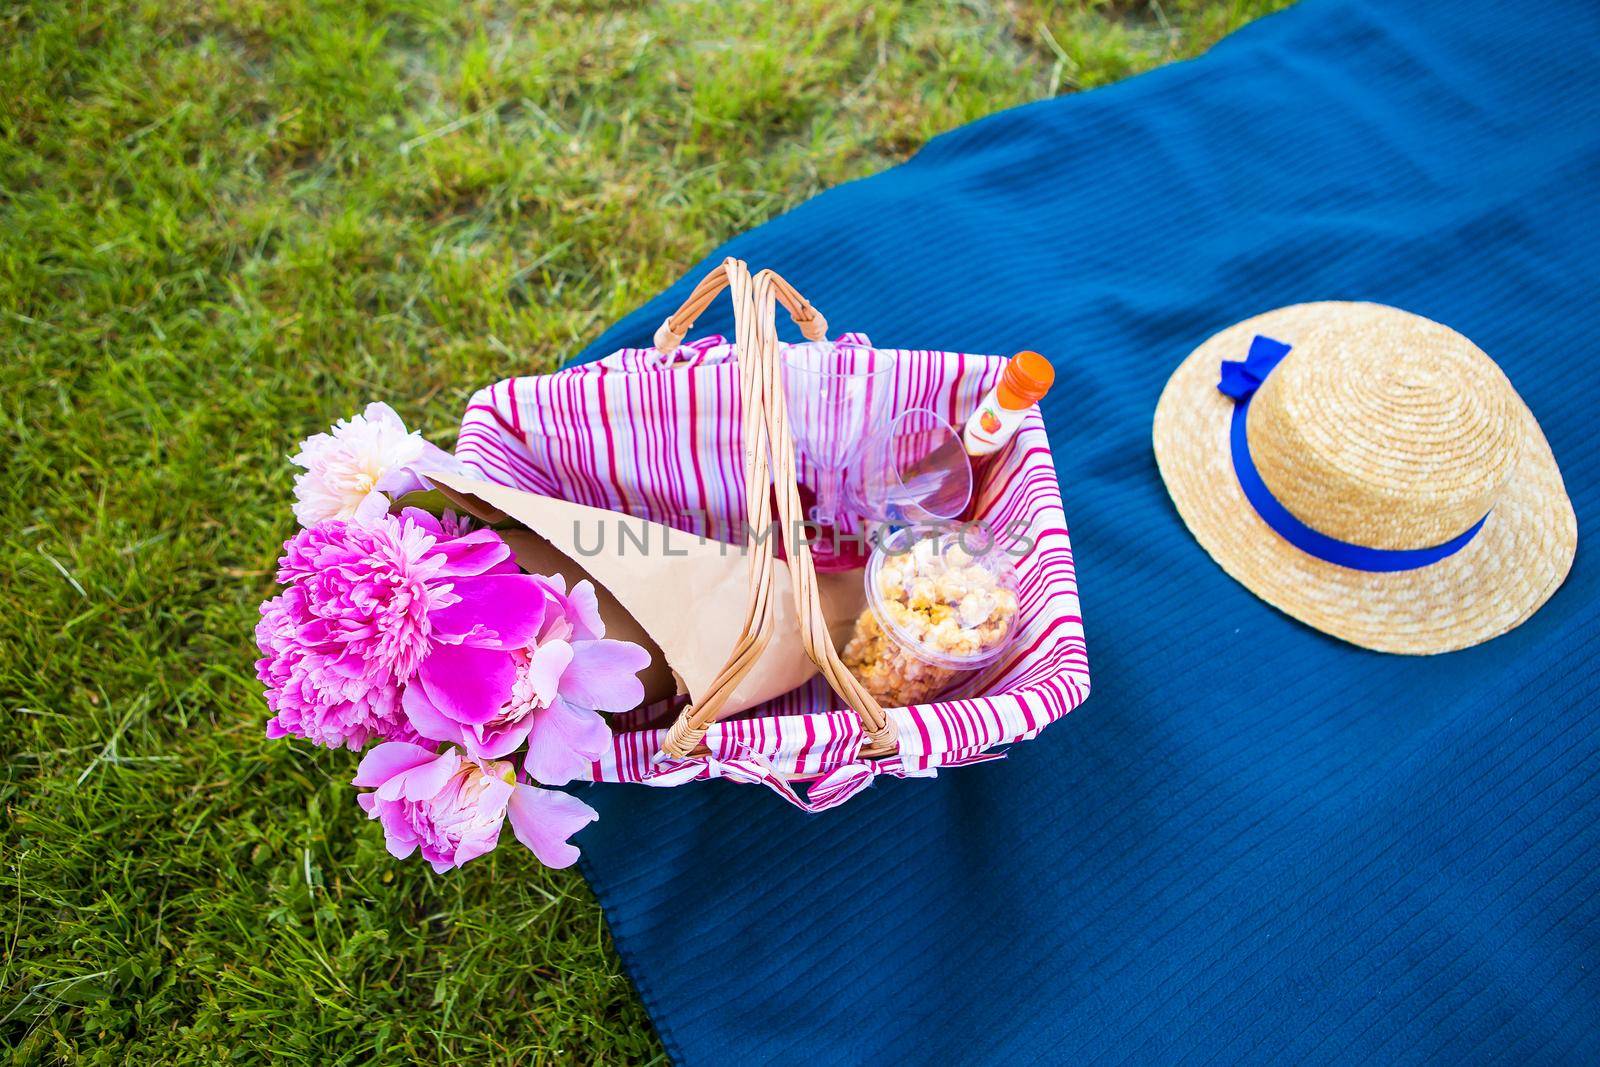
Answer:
[961, 350, 1055, 458]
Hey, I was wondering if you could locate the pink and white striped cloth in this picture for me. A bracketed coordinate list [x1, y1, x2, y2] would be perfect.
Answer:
[455, 334, 1089, 809]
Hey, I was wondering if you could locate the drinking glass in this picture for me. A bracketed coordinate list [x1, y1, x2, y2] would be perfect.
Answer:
[781, 341, 894, 531]
[845, 407, 972, 525]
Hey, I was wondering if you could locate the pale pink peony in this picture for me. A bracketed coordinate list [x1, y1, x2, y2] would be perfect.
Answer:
[290, 402, 460, 527]
[353, 742, 597, 871]
[258, 509, 553, 750]
[401, 573, 650, 785]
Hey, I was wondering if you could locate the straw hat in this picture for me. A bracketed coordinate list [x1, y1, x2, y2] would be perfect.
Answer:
[1153, 302, 1576, 654]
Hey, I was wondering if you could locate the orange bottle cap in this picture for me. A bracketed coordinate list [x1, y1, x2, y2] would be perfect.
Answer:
[996, 350, 1055, 409]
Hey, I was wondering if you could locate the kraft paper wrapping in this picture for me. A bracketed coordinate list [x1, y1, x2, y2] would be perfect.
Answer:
[432, 472, 864, 717]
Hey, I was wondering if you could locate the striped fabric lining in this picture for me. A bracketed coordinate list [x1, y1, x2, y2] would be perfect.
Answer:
[454, 336, 1089, 807]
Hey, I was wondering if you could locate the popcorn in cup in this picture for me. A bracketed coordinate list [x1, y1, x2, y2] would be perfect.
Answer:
[842, 528, 1020, 707]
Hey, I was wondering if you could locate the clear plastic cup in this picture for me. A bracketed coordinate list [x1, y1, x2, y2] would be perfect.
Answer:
[841, 528, 1021, 706]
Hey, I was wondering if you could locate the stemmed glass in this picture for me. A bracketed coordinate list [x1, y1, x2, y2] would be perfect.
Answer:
[781, 340, 894, 544]
[845, 407, 972, 526]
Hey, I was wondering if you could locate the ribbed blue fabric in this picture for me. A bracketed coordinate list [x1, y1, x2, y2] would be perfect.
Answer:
[569, 0, 1600, 1061]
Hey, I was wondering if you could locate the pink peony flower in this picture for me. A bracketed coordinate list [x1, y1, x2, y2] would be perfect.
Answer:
[259, 509, 555, 750]
[353, 742, 597, 871]
[258, 585, 416, 750]
[291, 402, 462, 527]
[401, 574, 651, 785]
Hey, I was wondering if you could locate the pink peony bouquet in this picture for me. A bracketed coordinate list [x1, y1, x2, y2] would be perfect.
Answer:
[257, 404, 650, 872]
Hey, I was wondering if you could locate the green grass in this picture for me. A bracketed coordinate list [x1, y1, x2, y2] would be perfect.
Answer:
[0, 0, 1291, 1061]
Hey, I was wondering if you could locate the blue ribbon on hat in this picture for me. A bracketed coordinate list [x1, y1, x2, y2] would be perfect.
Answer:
[1217, 335, 1487, 573]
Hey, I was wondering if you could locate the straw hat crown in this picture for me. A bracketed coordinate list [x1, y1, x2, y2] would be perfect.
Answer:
[1154, 301, 1575, 655]
[1245, 305, 1523, 550]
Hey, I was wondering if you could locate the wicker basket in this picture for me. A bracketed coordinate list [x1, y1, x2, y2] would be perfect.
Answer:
[453, 258, 1090, 810]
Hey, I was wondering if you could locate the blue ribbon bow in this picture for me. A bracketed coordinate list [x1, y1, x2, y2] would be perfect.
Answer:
[1217, 334, 1293, 400]
[1215, 335, 1487, 573]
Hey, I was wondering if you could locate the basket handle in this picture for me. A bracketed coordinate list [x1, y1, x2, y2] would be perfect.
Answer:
[653, 259, 828, 355]
[657, 259, 780, 758]
[656, 259, 897, 760]
[751, 268, 897, 756]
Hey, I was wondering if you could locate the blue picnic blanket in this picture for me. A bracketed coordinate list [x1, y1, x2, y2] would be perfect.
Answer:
[570, 0, 1600, 1061]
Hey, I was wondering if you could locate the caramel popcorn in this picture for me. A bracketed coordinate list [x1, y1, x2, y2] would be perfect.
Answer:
[842, 534, 1020, 707]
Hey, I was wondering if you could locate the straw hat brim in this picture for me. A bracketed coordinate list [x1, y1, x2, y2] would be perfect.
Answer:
[1153, 302, 1577, 655]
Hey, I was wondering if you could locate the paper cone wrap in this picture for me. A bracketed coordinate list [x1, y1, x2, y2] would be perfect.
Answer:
[433, 471, 829, 715]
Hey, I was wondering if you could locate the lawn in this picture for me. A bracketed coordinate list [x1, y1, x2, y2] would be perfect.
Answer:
[1, 1, 1289, 1061]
